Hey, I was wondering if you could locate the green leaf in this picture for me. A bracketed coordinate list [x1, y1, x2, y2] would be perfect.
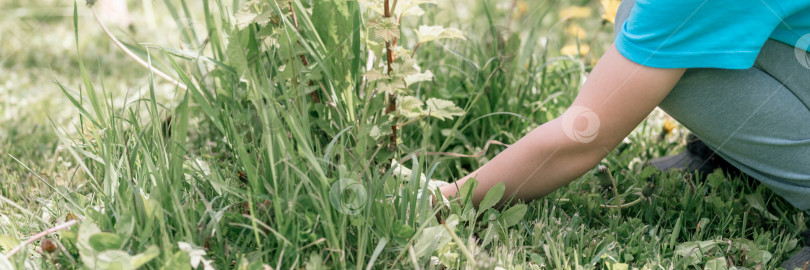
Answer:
[278, 59, 308, 81]
[405, 70, 434, 86]
[703, 257, 728, 270]
[393, 224, 414, 241]
[668, 213, 682, 249]
[161, 251, 192, 270]
[605, 261, 629, 270]
[745, 193, 779, 221]
[499, 204, 527, 228]
[733, 238, 772, 266]
[397, 96, 424, 118]
[256, 25, 277, 39]
[638, 165, 659, 180]
[412, 215, 458, 258]
[368, 125, 391, 141]
[234, 0, 275, 30]
[456, 178, 478, 206]
[89, 232, 123, 251]
[132, 246, 160, 268]
[425, 98, 464, 120]
[61, 230, 77, 244]
[77, 221, 102, 268]
[478, 182, 505, 214]
[169, 91, 192, 193]
[393, 57, 419, 77]
[364, 69, 387, 82]
[140, 192, 157, 223]
[96, 250, 134, 270]
[371, 18, 400, 42]
[674, 240, 723, 265]
[312, 0, 350, 58]
[697, 218, 711, 233]
[227, 30, 249, 76]
[377, 79, 406, 95]
[277, 31, 302, 58]
[416, 25, 466, 43]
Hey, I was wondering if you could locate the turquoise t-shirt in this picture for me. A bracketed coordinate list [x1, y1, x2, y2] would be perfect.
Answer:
[615, 0, 810, 69]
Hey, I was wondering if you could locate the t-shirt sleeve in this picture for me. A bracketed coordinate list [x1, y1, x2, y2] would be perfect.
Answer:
[615, 0, 785, 69]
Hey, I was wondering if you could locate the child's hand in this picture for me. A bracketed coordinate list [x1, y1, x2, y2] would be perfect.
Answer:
[391, 160, 451, 218]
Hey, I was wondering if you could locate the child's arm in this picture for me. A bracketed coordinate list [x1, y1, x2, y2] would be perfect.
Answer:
[440, 44, 686, 206]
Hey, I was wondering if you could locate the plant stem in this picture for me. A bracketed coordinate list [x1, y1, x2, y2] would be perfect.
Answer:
[600, 197, 643, 209]
[410, 42, 421, 58]
[391, 0, 399, 14]
[384, 0, 397, 150]
[288, 2, 319, 103]
[609, 170, 620, 199]
[4, 220, 79, 259]
[395, 116, 427, 128]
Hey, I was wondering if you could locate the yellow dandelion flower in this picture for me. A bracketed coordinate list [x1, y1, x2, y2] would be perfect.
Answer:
[663, 118, 677, 134]
[600, 0, 622, 24]
[558, 6, 592, 20]
[515, 1, 529, 18]
[565, 24, 587, 39]
[561, 44, 590, 56]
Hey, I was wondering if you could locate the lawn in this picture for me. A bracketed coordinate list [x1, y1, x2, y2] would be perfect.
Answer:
[0, 0, 807, 269]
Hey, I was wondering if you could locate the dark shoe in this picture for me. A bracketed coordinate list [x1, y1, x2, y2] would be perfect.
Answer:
[649, 134, 745, 181]
[781, 246, 810, 270]
[781, 230, 810, 269]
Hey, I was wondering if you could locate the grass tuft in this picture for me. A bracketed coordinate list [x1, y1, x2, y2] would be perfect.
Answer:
[0, 0, 806, 269]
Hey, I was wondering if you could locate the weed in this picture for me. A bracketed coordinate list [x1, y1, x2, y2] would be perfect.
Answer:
[0, 0, 806, 269]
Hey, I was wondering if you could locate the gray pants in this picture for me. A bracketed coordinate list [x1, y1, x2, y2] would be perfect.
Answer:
[615, 0, 810, 210]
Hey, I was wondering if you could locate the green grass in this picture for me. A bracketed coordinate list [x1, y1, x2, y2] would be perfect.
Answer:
[1, 0, 807, 269]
